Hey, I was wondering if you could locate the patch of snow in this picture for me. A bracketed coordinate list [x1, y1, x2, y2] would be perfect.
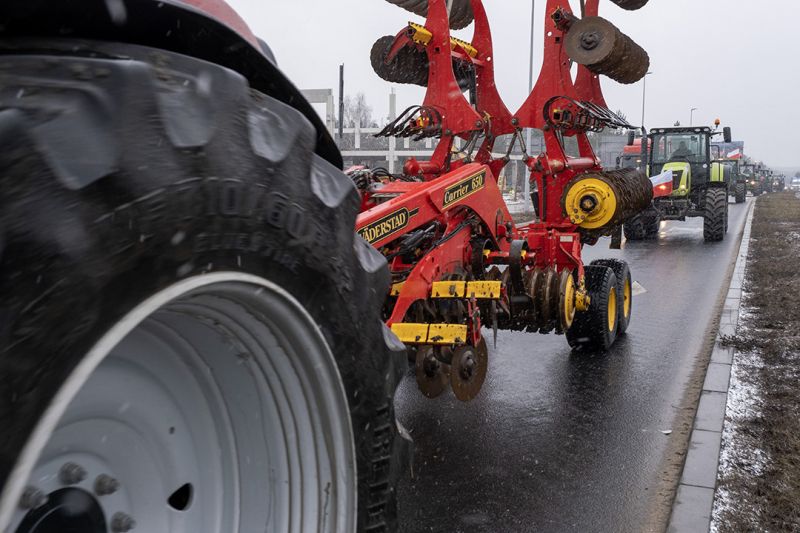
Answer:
[711, 319, 769, 531]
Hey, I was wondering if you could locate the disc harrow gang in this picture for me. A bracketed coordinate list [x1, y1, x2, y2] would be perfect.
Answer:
[357, 0, 653, 402]
[564, 16, 650, 84]
[483, 263, 576, 337]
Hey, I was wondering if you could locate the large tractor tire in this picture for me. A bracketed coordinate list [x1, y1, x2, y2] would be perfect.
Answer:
[624, 207, 660, 241]
[703, 187, 728, 242]
[566, 266, 619, 351]
[590, 259, 632, 335]
[0, 42, 408, 533]
[734, 182, 746, 204]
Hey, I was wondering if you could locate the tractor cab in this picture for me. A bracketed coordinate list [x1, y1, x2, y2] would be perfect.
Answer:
[648, 127, 712, 196]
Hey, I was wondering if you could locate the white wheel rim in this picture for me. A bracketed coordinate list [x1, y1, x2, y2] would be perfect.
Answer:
[2, 273, 357, 533]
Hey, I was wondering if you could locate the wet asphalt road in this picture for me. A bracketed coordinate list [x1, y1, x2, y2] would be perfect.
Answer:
[395, 198, 754, 533]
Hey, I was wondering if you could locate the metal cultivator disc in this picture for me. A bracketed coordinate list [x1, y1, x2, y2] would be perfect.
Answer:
[557, 269, 577, 333]
[564, 16, 650, 84]
[450, 338, 488, 402]
[525, 268, 544, 329]
[415, 346, 449, 398]
[540, 268, 559, 333]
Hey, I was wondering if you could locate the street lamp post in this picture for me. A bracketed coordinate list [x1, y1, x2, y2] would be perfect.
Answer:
[640, 71, 653, 128]
[524, 0, 535, 201]
[690, 107, 698, 126]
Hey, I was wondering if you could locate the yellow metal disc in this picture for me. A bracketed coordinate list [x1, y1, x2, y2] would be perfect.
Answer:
[623, 276, 632, 319]
[559, 270, 577, 332]
[607, 287, 617, 332]
[563, 177, 618, 229]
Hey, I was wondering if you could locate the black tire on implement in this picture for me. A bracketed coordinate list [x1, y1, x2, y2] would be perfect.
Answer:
[566, 266, 618, 351]
[590, 259, 632, 335]
[703, 187, 728, 242]
[0, 42, 407, 532]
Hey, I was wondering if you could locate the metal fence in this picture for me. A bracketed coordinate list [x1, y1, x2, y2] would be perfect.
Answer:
[338, 126, 629, 197]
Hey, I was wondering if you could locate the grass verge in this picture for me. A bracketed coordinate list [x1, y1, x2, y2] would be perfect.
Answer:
[713, 192, 800, 531]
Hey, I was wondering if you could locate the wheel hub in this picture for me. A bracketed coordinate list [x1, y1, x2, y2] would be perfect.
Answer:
[15, 488, 107, 533]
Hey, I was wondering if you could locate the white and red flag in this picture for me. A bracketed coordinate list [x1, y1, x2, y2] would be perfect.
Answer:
[650, 169, 673, 198]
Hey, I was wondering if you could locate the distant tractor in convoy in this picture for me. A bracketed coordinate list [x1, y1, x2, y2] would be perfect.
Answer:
[741, 161, 761, 196]
[728, 160, 747, 203]
[616, 133, 647, 171]
[625, 125, 732, 242]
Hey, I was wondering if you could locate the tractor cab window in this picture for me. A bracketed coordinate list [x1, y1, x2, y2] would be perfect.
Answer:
[651, 133, 707, 164]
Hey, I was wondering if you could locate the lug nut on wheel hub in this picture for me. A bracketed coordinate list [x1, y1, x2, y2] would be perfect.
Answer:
[19, 486, 48, 510]
[59, 462, 87, 485]
[111, 512, 136, 532]
[94, 474, 120, 496]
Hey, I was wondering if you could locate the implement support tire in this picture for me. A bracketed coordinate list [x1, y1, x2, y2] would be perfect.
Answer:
[566, 266, 619, 351]
[591, 259, 632, 335]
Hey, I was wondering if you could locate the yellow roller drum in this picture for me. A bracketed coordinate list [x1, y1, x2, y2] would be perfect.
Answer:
[563, 177, 618, 229]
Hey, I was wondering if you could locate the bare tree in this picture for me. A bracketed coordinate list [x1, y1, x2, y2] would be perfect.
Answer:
[613, 109, 628, 135]
[343, 93, 376, 129]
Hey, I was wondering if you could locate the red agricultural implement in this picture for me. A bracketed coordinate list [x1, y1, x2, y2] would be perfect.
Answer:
[358, 0, 655, 400]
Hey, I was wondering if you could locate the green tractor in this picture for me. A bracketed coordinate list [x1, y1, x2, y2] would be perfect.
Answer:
[717, 155, 746, 204]
[625, 125, 732, 242]
[741, 161, 762, 196]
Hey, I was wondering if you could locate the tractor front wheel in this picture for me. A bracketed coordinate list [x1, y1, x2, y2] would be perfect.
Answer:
[734, 182, 746, 203]
[624, 207, 660, 241]
[703, 187, 728, 242]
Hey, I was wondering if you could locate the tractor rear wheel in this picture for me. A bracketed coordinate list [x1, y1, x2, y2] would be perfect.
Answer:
[0, 42, 407, 533]
[566, 266, 619, 351]
[734, 182, 746, 203]
[590, 259, 632, 335]
[703, 187, 728, 242]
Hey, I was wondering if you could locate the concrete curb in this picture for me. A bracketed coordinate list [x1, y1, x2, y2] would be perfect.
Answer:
[667, 201, 755, 533]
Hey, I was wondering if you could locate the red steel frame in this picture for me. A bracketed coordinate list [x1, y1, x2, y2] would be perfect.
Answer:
[357, 0, 615, 344]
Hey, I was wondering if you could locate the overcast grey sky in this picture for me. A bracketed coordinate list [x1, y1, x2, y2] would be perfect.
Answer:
[228, 0, 800, 168]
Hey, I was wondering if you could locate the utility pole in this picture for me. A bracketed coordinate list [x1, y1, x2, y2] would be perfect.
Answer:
[640, 71, 652, 127]
[338, 64, 345, 140]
